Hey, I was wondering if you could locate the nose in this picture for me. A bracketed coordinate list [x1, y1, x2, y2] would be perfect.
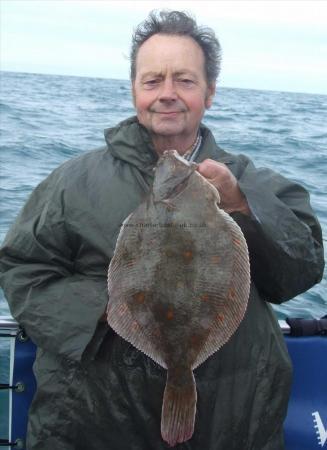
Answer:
[158, 78, 177, 102]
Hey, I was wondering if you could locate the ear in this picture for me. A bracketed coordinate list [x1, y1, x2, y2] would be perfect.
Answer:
[205, 82, 216, 109]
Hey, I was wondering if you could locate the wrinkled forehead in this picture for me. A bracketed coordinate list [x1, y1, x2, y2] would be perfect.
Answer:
[135, 34, 206, 80]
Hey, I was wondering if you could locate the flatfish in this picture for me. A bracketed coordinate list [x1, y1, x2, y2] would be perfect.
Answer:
[107, 150, 250, 447]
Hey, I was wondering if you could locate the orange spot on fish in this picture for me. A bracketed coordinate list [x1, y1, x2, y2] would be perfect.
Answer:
[229, 288, 236, 300]
[200, 293, 210, 302]
[133, 292, 146, 304]
[211, 255, 220, 264]
[233, 238, 241, 247]
[183, 250, 193, 262]
[131, 321, 140, 332]
[216, 313, 224, 322]
[166, 309, 174, 320]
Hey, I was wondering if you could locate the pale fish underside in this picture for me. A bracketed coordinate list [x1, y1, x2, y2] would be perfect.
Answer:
[107, 150, 250, 447]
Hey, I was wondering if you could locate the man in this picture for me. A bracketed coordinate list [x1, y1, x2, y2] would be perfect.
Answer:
[0, 10, 324, 450]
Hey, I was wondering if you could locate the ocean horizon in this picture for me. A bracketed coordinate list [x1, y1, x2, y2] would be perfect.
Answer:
[3, 69, 327, 97]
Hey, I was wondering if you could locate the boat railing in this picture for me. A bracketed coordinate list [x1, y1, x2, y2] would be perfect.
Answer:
[0, 315, 326, 450]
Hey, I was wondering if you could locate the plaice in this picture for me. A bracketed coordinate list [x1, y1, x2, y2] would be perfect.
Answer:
[107, 150, 250, 447]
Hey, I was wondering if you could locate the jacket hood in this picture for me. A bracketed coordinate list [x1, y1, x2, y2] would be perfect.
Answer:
[104, 116, 234, 176]
[104, 116, 158, 177]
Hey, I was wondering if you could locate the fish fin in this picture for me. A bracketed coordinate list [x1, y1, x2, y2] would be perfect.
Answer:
[161, 369, 197, 447]
[192, 208, 250, 369]
[107, 299, 167, 369]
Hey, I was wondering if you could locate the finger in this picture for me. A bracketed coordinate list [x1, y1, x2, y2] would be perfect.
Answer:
[196, 160, 227, 179]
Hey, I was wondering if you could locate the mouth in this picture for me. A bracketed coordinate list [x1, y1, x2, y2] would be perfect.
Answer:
[153, 111, 185, 116]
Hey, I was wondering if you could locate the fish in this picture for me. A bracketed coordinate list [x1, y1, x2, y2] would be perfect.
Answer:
[107, 150, 250, 447]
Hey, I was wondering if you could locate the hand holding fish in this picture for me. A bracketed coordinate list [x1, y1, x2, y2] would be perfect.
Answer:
[197, 159, 250, 216]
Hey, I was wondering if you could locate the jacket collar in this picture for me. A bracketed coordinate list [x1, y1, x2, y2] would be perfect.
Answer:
[104, 116, 234, 176]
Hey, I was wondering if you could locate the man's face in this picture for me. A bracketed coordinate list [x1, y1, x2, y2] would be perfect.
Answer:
[132, 34, 215, 143]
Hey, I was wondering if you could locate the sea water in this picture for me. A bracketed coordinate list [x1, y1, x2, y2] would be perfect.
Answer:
[0, 70, 326, 438]
[1, 71, 325, 318]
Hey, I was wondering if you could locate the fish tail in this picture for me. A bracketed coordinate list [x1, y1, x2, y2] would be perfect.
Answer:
[161, 369, 197, 447]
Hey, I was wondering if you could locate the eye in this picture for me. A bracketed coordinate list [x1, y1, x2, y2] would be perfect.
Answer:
[177, 78, 195, 86]
[143, 79, 160, 88]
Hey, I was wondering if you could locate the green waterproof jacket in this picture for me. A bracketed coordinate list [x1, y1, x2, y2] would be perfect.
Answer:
[0, 117, 324, 450]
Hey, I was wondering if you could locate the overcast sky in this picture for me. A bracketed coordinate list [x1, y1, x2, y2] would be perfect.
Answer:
[1, 0, 327, 95]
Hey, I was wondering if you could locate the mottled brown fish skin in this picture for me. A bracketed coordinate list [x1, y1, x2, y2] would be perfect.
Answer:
[107, 150, 250, 447]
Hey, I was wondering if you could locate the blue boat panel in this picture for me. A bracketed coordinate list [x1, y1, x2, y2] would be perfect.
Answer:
[284, 336, 327, 450]
[11, 337, 36, 449]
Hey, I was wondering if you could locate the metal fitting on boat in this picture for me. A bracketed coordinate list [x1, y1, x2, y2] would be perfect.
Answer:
[14, 382, 25, 393]
[14, 439, 25, 449]
[17, 329, 28, 343]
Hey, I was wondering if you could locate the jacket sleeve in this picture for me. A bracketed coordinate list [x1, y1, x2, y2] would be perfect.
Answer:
[231, 156, 324, 304]
[0, 171, 109, 361]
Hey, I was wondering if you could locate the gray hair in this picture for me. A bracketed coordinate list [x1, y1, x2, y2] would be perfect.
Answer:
[130, 10, 222, 85]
